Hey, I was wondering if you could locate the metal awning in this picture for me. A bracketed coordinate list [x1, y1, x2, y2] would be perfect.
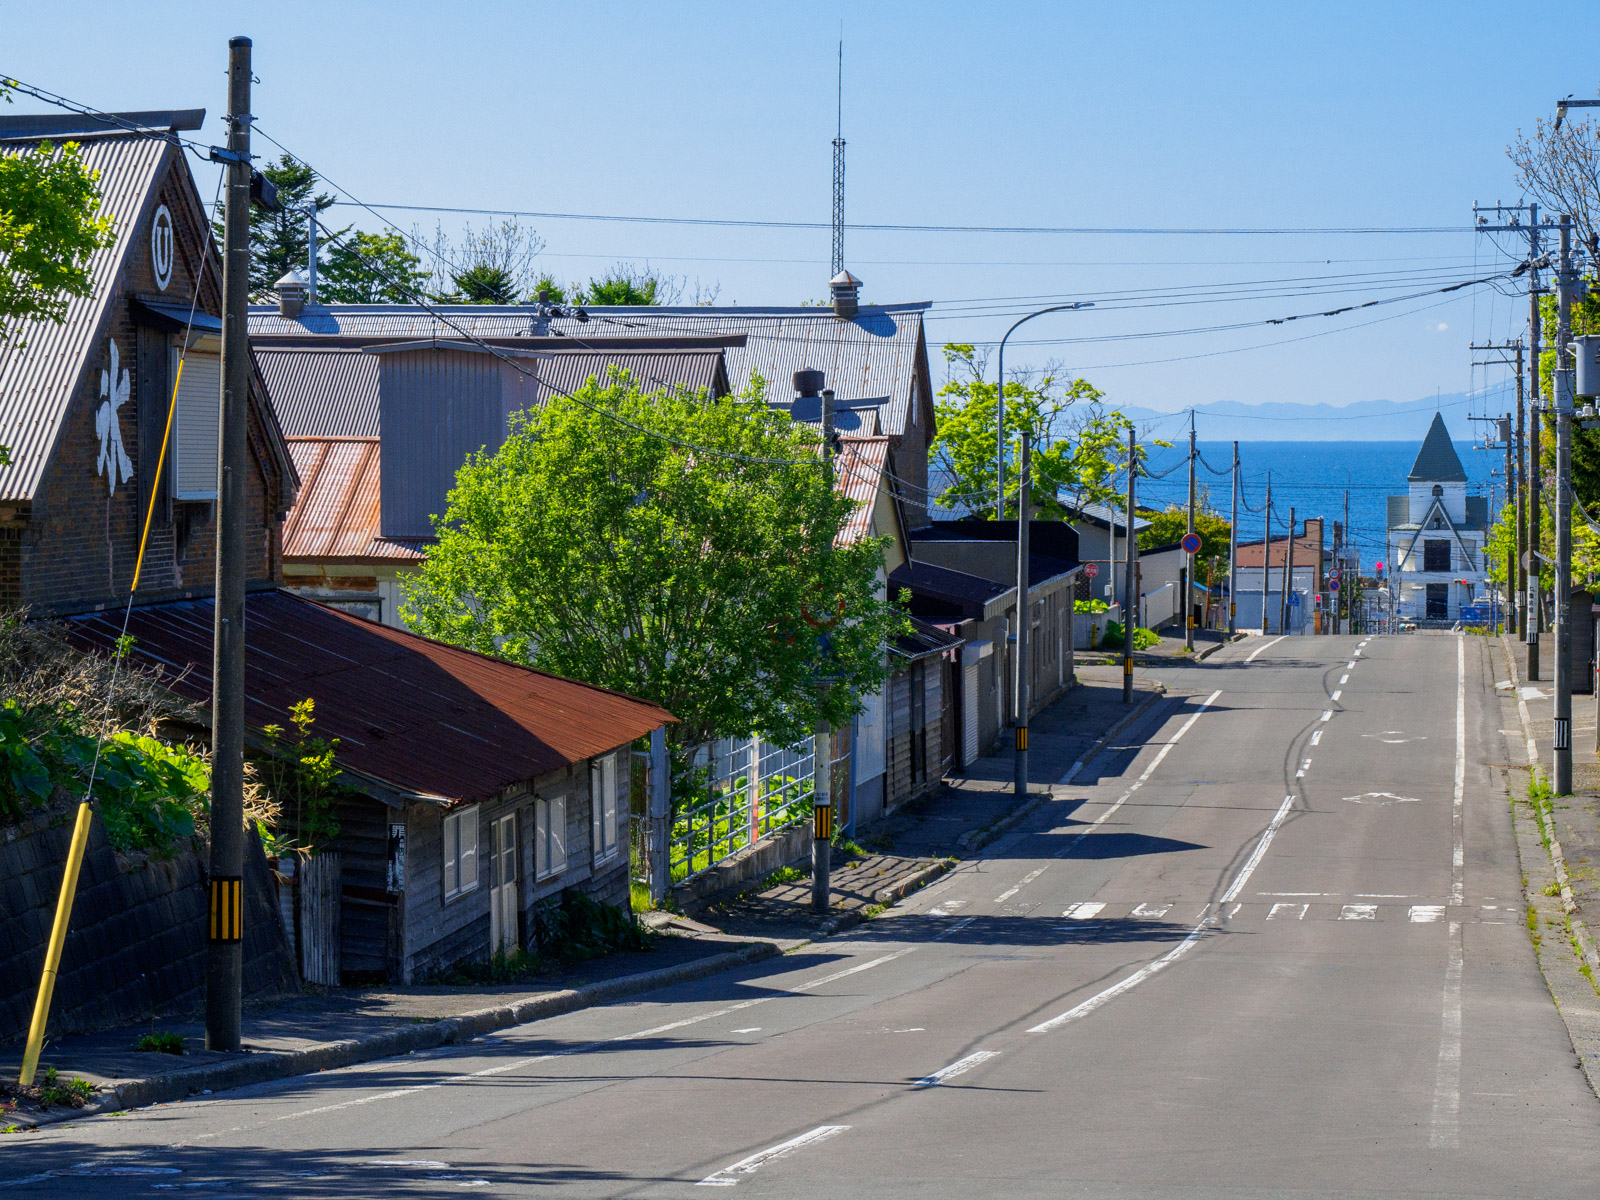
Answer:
[132, 298, 223, 335]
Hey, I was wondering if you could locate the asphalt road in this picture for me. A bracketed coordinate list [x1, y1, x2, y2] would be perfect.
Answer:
[5, 631, 1598, 1198]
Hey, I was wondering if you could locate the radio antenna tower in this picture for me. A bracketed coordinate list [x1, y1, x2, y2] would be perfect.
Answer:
[831, 39, 845, 278]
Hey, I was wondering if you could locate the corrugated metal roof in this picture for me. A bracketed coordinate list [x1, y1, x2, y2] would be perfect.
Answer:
[61, 590, 674, 804]
[283, 438, 425, 563]
[0, 135, 169, 500]
[834, 436, 890, 545]
[248, 303, 932, 437]
[892, 617, 965, 660]
[256, 348, 380, 437]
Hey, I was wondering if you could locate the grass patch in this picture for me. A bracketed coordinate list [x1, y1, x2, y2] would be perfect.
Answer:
[133, 1032, 185, 1055]
[759, 865, 806, 889]
[0, 1067, 96, 1114]
[830, 836, 868, 859]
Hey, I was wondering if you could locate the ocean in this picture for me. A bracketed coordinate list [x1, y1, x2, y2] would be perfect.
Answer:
[1131, 441, 1498, 568]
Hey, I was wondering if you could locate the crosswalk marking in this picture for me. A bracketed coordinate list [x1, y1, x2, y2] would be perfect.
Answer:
[1409, 905, 1446, 923]
[1131, 902, 1170, 918]
[1340, 904, 1378, 920]
[1268, 902, 1308, 920]
[1033, 900, 1513, 928]
[1062, 902, 1105, 919]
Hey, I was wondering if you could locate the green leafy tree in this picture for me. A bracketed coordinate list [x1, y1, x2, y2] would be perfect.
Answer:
[1138, 503, 1233, 588]
[448, 263, 519, 304]
[0, 85, 115, 344]
[529, 272, 570, 303]
[217, 152, 338, 297]
[578, 263, 678, 306]
[256, 698, 345, 854]
[320, 230, 429, 303]
[930, 343, 1138, 519]
[401, 370, 905, 755]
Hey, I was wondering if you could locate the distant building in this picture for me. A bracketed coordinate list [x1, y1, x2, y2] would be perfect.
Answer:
[1233, 518, 1327, 635]
[1386, 413, 1488, 623]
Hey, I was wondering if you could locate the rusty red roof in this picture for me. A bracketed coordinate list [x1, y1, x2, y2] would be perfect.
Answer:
[61, 591, 673, 804]
[283, 437, 424, 563]
[834, 436, 891, 546]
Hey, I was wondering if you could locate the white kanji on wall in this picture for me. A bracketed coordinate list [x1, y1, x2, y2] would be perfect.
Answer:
[96, 339, 134, 494]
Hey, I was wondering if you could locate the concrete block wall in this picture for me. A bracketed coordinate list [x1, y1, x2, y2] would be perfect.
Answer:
[0, 806, 296, 1044]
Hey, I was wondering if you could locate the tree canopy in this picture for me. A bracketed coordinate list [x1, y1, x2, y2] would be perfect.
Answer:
[0, 85, 115, 342]
[224, 153, 337, 297]
[930, 343, 1139, 520]
[1138, 504, 1233, 584]
[319, 230, 429, 303]
[401, 371, 905, 753]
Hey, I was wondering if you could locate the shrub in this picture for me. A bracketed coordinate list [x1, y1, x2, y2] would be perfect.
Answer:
[134, 1032, 185, 1055]
[1099, 621, 1159, 651]
[1076, 598, 1110, 614]
[535, 890, 650, 960]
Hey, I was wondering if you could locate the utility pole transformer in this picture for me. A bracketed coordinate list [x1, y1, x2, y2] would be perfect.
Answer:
[1228, 441, 1239, 636]
[1015, 428, 1032, 796]
[208, 34, 252, 1054]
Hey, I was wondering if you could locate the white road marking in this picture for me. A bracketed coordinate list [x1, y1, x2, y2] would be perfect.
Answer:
[1330, 690, 1342, 702]
[1309, 730, 1322, 747]
[913, 1050, 999, 1088]
[1031, 793, 1297, 1034]
[1339, 904, 1377, 920]
[994, 867, 1048, 904]
[1062, 902, 1106, 919]
[927, 899, 968, 917]
[1342, 791, 1420, 805]
[1295, 767, 1306, 778]
[1339, 674, 1349, 685]
[1429, 921, 1464, 1148]
[1347, 660, 1356, 669]
[1320, 709, 1332, 721]
[1054, 690, 1222, 859]
[1452, 634, 1466, 907]
[271, 952, 914, 1123]
[698, 1125, 849, 1187]
[731, 1028, 762, 1034]
[1409, 906, 1446, 923]
[1259, 891, 1330, 896]
[930, 916, 977, 941]
[1245, 635, 1286, 662]
[1227, 903, 1242, 918]
[1131, 902, 1171, 917]
[1268, 902, 1308, 920]
[370, 1160, 451, 1169]
[1357, 893, 1413, 898]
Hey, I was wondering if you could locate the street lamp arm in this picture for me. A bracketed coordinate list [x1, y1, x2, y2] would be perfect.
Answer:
[994, 300, 1094, 519]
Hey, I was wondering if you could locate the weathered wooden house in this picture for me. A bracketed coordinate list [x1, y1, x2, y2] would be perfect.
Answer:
[2, 110, 674, 984]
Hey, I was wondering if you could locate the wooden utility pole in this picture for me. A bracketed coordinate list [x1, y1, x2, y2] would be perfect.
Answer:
[1529, 209, 1544, 680]
[1281, 508, 1296, 637]
[1014, 428, 1032, 796]
[1228, 441, 1239, 635]
[812, 388, 837, 912]
[1185, 411, 1196, 651]
[1554, 214, 1573, 795]
[1122, 426, 1136, 703]
[1261, 472, 1271, 633]
[208, 34, 252, 1053]
[1515, 344, 1525, 638]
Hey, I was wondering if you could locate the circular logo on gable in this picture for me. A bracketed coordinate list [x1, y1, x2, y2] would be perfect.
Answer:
[151, 205, 174, 291]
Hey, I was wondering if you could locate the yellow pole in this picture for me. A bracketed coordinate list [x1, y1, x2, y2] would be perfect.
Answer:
[19, 802, 94, 1086]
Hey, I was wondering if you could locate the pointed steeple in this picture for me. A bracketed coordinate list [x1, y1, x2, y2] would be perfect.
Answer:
[1407, 412, 1467, 482]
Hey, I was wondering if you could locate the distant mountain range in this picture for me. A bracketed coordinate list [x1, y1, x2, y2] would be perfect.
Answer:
[1117, 393, 1477, 442]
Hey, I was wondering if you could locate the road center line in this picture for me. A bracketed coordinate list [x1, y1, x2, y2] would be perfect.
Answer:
[1452, 634, 1465, 907]
[1053, 690, 1222, 859]
[1429, 920, 1464, 1148]
[995, 866, 1048, 904]
[1030, 793, 1296, 1034]
[1309, 730, 1322, 746]
[1245, 636, 1285, 662]
[697, 1125, 850, 1187]
[913, 1050, 999, 1088]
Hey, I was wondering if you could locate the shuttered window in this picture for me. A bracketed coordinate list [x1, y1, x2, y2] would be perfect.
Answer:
[442, 806, 479, 901]
[171, 348, 221, 499]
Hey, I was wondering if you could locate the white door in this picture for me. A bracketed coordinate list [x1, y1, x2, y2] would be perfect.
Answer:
[963, 663, 980, 766]
[488, 814, 518, 955]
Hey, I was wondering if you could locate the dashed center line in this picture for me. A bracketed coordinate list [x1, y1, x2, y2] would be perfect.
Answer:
[1330, 690, 1342, 702]
[1339, 674, 1349, 684]
[994, 866, 1048, 904]
[913, 1050, 999, 1088]
[1320, 710, 1333, 722]
[1309, 730, 1322, 746]
[698, 1126, 850, 1187]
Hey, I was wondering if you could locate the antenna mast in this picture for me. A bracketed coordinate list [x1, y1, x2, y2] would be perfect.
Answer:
[831, 39, 845, 278]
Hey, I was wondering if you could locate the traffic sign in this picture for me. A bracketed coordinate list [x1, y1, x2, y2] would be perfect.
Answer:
[1181, 532, 1202, 555]
[1287, 592, 1302, 607]
[1327, 569, 1340, 583]
[1084, 562, 1100, 579]
[1330, 580, 1340, 592]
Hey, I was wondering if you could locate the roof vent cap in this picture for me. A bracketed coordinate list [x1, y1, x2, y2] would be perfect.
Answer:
[829, 269, 861, 319]
[792, 368, 825, 422]
[276, 269, 308, 319]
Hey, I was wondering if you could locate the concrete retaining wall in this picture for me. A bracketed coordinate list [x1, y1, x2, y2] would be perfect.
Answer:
[673, 821, 812, 907]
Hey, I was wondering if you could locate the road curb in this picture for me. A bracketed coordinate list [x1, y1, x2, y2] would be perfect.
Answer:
[956, 684, 1169, 856]
[1195, 632, 1248, 661]
[5, 940, 781, 1131]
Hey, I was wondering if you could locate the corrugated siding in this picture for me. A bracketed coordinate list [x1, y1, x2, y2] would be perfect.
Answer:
[283, 438, 424, 562]
[0, 135, 169, 500]
[835, 436, 889, 545]
[172, 351, 220, 498]
[247, 304, 929, 436]
[255, 348, 380, 437]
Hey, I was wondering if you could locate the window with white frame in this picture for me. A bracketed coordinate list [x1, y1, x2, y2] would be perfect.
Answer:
[442, 805, 479, 901]
[535, 793, 567, 880]
[591, 752, 622, 864]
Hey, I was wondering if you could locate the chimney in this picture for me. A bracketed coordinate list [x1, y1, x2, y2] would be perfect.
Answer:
[1304, 517, 1323, 548]
[275, 269, 307, 319]
[829, 269, 861, 319]
[792, 368, 825, 422]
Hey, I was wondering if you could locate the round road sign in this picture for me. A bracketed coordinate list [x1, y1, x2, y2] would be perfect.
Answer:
[1181, 532, 1202, 554]
[1084, 562, 1100, 579]
[1330, 580, 1341, 592]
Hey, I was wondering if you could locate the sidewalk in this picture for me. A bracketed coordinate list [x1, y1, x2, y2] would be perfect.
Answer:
[1075, 626, 1240, 667]
[1488, 633, 1600, 1096]
[0, 665, 1170, 1131]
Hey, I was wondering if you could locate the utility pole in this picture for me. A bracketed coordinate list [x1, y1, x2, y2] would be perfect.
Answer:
[208, 34, 252, 1054]
[1228, 441, 1239, 636]
[1341, 489, 1350, 635]
[1184, 412, 1197, 651]
[1015, 428, 1032, 797]
[813, 387, 838, 911]
[1515, 344, 1525, 638]
[1123, 426, 1136, 703]
[1504, 411, 1516, 634]
[1261, 472, 1271, 633]
[1281, 507, 1296, 637]
[1554, 214, 1574, 794]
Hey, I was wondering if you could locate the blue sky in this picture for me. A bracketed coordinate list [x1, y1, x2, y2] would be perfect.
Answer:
[5, 1, 1598, 428]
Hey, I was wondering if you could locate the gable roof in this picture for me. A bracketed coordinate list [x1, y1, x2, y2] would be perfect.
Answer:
[248, 303, 934, 439]
[1408, 413, 1467, 482]
[834, 436, 895, 546]
[62, 590, 674, 804]
[282, 438, 426, 563]
[0, 132, 172, 500]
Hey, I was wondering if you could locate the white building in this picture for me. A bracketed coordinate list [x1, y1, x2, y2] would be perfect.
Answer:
[1386, 413, 1488, 623]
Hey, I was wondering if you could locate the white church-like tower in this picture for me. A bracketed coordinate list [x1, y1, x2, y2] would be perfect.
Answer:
[1385, 413, 1488, 623]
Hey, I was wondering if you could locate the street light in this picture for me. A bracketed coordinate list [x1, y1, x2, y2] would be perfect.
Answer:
[993, 301, 1095, 799]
